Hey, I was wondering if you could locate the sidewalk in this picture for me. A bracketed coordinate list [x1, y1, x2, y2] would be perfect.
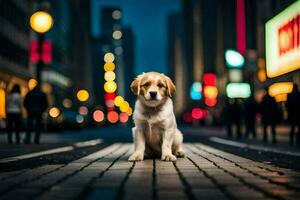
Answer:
[1, 143, 300, 200]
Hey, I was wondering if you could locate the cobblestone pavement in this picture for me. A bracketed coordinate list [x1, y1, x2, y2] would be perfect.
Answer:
[0, 143, 300, 200]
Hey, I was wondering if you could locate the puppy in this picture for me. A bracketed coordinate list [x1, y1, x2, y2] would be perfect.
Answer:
[128, 72, 185, 161]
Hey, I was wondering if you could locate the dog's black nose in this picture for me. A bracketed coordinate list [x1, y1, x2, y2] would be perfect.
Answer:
[150, 91, 157, 98]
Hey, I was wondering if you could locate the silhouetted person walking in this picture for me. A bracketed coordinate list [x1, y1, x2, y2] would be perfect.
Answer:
[24, 85, 48, 144]
[244, 96, 258, 139]
[260, 92, 280, 143]
[6, 84, 22, 144]
[224, 99, 242, 138]
[286, 84, 300, 146]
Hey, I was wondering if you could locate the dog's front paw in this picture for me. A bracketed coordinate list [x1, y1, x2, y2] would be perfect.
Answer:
[175, 150, 185, 158]
[128, 152, 144, 162]
[161, 154, 177, 161]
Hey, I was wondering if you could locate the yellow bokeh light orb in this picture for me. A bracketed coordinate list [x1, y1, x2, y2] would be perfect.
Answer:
[28, 78, 38, 90]
[104, 62, 115, 72]
[104, 71, 116, 81]
[104, 53, 115, 62]
[104, 81, 117, 93]
[30, 11, 53, 33]
[120, 101, 130, 112]
[49, 107, 60, 118]
[77, 89, 89, 102]
[114, 96, 124, 107]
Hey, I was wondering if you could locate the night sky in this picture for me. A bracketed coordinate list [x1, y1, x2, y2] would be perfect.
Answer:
[91, 0, 181, 75]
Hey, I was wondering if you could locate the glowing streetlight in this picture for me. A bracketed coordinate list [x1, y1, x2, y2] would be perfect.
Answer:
[29, 10, 53, 84]
[30, 11, 53, 33]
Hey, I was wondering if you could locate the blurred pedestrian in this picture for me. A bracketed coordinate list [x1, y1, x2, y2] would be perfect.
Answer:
[260, 91, 280, 143]
[286, 84, 300, 146]
[224, 99, 242, 138]
[244, 95, 258, 139]
[24, 85, 48, 144]
[5, 84, 22, 144]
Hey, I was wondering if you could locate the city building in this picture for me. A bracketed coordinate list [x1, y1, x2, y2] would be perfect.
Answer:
[0, 0, 32, 121]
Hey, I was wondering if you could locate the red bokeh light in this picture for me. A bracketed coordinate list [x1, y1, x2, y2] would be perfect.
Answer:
[93, 110, 104, 122]
[203, 73, 216, 86]
[119, 112, 129, 123]
[107, 111, 118, 123]
[183, 112, 193, 123]
[205, 98, 217, 107]
[192, 108, 204, 120]
[105, 93, 116, 100]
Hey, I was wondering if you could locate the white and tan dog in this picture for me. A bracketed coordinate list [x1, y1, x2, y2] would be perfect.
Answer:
[128, 72, 185, 162]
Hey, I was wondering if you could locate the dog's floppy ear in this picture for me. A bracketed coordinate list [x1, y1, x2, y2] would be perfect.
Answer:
[130, 75, 142, 95]
[164, 75, 176, 97]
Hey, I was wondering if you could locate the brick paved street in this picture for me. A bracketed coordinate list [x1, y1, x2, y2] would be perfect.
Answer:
[0, 143, 300, 200]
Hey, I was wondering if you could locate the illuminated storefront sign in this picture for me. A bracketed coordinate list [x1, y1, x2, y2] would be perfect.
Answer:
[265, 0, 300, 78]
[268, 82, 293, 97]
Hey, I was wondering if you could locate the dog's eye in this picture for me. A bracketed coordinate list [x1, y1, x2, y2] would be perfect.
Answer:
[157, 83, 164, 88]
[143, 82, 150, 87]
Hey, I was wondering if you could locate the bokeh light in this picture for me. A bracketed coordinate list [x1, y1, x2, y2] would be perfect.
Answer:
[205, 98, 217, 107]
[77, 89, 89, 102]
[225, 49, 245, 68]
[76, 115, 84, 124]
[104, 71, 116, 81]
[107, 111, 118, 123]
[49, 107, 60, 118]
[28, 78, 38, 90]
[105, 99, 115, 108]
[104, 62, 115, 72]
[62, 98, 72, 108]
[104, 52, 115, 62]
[105, 92, 116, 100]
[203, 86, 218, 99]
[30, 11, 53, 33]
[126, 107, 133, 116]
[268, 82, 293, 97]
[104, 81, 117, 93]
[112, 10, 122, 20]
[79, 106, 88, 115]
[93, 110, 104, 122]
[112, 30, 122, 40]
[120, 101, 130, 112]
[203, 73, 216, 85]
[191, 108, 204, 120]
[114, 96, 124, 107]
[119, 112, 129, 123]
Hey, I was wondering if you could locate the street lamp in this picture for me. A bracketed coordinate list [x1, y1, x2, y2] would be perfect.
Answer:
[30, 11, 53, 84]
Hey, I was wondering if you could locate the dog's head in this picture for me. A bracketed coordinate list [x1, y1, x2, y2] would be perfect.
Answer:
[130, 72, 176, 107]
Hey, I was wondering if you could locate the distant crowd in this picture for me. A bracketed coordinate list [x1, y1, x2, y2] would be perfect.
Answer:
[223, 84, 300, 146]
[5, 84, 48, 144]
